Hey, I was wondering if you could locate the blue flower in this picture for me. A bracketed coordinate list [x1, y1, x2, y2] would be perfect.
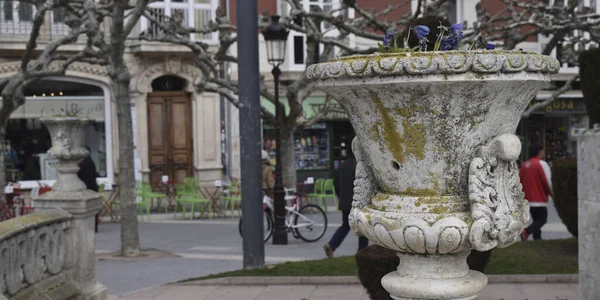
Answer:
[413, 25, 430, 40]
[449, 23, 464, 39]
[485, 42, 496, 50]
[383, 30, 395, 47]
[441, 36, 459, 50]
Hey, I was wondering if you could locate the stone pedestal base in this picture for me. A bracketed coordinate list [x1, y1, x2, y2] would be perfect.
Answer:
[381, 251, 487, 300]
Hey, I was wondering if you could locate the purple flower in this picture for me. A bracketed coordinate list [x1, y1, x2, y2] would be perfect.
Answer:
[441, 36, 458, 50]
[413, 25, 430, 40]
[485, 42, 496, 50]
[383, 30, 395, 47]
[450, 23, 463, 32]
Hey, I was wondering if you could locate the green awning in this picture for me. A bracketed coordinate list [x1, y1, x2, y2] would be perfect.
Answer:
[261, 96, 348, 120]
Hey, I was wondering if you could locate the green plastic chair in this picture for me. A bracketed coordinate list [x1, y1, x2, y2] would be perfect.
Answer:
[308, 178, 325, 205]
[314, 178, 337, 212]
[174, 178, 212, 219]
[136, 183, 153, 222]
[219, 179, 241, 217]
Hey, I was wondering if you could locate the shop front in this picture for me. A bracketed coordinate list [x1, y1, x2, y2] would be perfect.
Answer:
[518, 93, 589, 165]
[3, 77, 114, 189]
[261, 96, 354, 182]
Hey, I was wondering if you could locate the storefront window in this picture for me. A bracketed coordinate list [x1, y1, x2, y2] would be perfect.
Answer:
[263, 123, 330, 170]
[4, 79, 107, 183]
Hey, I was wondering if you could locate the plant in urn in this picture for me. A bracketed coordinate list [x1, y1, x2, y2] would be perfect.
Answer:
[307, 23, 559, 299]
[39, 116, 94, 196]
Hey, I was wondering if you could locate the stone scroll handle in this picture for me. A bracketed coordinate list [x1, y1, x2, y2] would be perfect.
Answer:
[349, 137, 376, 233]
[468, 134, 530, 251]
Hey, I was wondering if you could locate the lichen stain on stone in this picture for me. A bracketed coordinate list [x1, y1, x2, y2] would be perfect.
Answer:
[371, 91, 406, 164]
[370, 92, 427, 164]
[373, 193, 390, 202]
[402, 187, 439, 197]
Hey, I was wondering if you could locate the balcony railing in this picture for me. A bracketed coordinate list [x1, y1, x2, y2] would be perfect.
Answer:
[0, 2, 69, 41]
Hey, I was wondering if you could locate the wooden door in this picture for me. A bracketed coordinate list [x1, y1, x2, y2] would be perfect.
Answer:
[147, 91, 193, 186]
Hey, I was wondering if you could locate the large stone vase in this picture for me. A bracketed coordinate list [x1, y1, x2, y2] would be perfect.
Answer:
[40, 117, 92, 195]
[307, 51, 559, 299]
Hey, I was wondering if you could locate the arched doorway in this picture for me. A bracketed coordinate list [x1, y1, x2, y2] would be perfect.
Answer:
[147, 75, 193, 185]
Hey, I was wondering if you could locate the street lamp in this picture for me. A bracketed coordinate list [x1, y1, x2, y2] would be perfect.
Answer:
[263, 15, 289, 245]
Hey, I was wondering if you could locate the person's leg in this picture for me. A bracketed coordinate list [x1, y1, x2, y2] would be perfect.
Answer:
[325, 210, 350, 256]
[526, 207, 546, 239]
[532, 207, 547, 240]
[358, 235, 369, 250]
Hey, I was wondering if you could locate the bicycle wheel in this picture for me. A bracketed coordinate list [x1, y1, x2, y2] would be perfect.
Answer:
[293, 204, 328, 242]
[239, 211, 274, 243]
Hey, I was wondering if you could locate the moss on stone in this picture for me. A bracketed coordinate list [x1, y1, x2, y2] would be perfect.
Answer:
[401, 187, 439, 197]
[428, 205, 450, 214]
[371, 92, 427, 164]
[373, 194, 390, 202]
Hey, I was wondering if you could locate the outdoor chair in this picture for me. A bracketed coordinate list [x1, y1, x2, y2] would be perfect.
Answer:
[313, 178, 337, 212]
[174, 177, 212, 219]
[219, 179, 241, 217]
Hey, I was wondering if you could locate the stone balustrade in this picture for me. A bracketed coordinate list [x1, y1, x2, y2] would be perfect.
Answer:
[0, 208, 81, 299]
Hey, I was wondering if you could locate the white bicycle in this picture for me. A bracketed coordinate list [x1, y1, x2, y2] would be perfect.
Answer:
[239, 188, 328, 243]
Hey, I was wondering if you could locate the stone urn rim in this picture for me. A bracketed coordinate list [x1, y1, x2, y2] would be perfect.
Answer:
[306, 50, 560, 81]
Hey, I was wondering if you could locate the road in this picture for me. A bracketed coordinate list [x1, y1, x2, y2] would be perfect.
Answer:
[96, 202, 572, 296]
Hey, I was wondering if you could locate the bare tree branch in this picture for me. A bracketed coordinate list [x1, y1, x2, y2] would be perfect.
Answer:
[522, 75, 579, 117]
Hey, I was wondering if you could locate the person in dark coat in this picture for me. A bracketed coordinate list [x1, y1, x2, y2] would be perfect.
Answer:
[323, 148, 368, 257]
[77, 148, 99, 232]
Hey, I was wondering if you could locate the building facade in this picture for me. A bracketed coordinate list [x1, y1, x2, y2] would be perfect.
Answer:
[0, 0, 595, 190]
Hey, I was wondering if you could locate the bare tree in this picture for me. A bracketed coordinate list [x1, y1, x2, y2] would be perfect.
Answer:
[72, 0, 152, 257]
[141, 0, 425, 186]
[470, 0, 600, 116]
[0, 0, 100, 205]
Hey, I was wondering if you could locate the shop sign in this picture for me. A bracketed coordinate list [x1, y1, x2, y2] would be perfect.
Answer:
[545, 99, 575, 112]
[11, 98, 105, 121]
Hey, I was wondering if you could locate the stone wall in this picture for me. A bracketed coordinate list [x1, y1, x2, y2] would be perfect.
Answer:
[578, 129, 600, 299]
[0, 209, 80, 300]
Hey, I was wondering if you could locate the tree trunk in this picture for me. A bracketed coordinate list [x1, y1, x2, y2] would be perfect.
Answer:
[110, 3, 140, 257]
[0, 133, 5, 205]
[280, 131, 296, 187]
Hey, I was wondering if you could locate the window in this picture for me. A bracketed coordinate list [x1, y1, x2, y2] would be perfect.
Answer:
[141, 0, 218, 42]
[0, 1, 35, 35]
[279, 0, 350, 70]
[5, 79, 113, 188]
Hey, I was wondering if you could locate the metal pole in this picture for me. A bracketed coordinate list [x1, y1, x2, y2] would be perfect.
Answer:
[271, 66, 288, 245]
[237, 0, 265, 268]
[220, 62, 227, 177]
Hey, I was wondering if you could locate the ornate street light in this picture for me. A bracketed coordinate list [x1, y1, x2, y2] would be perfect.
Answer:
[263, 15, 289, 245]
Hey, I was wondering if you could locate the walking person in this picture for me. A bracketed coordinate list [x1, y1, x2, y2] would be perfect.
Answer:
[323, 148, 368, 257]
[519, 144, 553, 240]
[77, 147, 99, 232]
[262, 150, 275, 199]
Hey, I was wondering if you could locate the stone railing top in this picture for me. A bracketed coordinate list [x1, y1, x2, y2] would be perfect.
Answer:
[0, 208, 71, 241]
[306, 50, 560, 80]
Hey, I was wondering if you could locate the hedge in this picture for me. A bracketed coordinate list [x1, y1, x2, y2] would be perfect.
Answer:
[551, 159, 578, 237]
[579, 49, 600, 126]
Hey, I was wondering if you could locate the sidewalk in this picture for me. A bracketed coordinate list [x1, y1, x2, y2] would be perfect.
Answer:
[114, 283, 579, 300]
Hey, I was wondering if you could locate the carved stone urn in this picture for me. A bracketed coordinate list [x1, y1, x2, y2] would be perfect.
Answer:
[39, 117, 92, 194]
[307, 51, 559, 299]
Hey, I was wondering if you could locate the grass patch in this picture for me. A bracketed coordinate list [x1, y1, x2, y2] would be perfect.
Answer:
[186, 238, 577, 282]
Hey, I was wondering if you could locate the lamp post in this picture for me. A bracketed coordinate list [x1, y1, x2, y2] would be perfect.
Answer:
[263, 15, 289, 245]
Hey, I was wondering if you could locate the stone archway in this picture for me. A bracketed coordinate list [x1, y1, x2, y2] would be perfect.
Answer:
[132, 58, 204, 183]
